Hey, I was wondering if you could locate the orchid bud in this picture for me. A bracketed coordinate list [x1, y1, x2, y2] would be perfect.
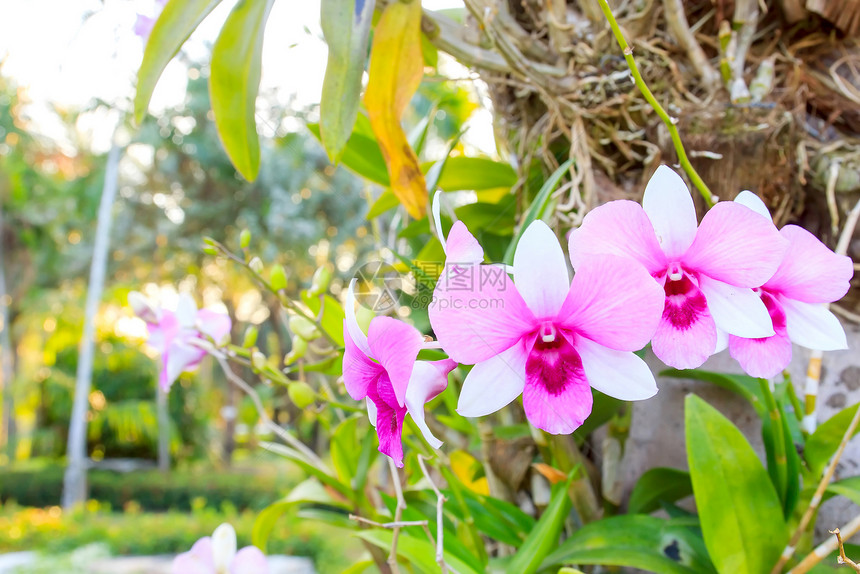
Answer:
[242, 326, 258, 348]
[288, 315, 320, 341]
[288, 381, 315, 409]
[248, 256, 264, 274]
[128, 291, 158, 323]
[251, 350, 267, 371]
[284, 336, 308, 364]
[269, 264, 288, 291]
[239, 229, 251, 249]
[308, 264, 333, 296]
[211, 523, 237, 572]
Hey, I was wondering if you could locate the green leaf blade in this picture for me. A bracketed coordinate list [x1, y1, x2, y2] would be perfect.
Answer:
[135, 0, 224, 123]
[628, 467, 693, 515]
[209, 0, 274, 181]
[319, 0, 374, 162]
[685, 395, 786, 574]
[543, 515, 716, 574]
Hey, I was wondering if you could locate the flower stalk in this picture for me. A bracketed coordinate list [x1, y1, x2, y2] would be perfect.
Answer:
[596, 0, 715, 206]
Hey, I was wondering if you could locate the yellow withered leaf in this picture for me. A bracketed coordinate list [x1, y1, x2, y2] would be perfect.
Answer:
[364, 0, 427, 218]
[449, 450, 490, 495]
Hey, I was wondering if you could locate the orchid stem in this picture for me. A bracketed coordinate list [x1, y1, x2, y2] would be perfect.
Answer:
[772, 404, 860, 574]
[387, 458, 406, 574]
[596, 0, 715, 206]
[418, 455, 450, 573]
[206, 238, 340, 347]
[759, 378, 789, 504]
[204, 345, 328, 471]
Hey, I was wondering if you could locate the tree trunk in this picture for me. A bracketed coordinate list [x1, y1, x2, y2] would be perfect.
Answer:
[62, 143, 121, 509]
[0, 205, 15, 463]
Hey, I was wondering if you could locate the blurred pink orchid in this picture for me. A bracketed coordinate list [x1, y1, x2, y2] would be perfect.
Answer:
[726, 191, 853, 378]
[343, 280, 455, 467]
[569, 165, 789, 369]
[172, 523, 268, 574]
[129, 292, 231, 391]
[134, 0, 168, 39]
[429, 220, 664, 435]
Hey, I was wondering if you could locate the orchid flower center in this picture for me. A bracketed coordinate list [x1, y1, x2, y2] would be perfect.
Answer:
[539, 321, 557, 343]
[667, 262, 684, 282]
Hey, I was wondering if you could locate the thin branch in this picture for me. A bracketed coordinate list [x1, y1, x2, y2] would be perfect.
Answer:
[198, 342, 329, 470]
[790, 515, 860, 573]
[350, 515, 429, 529]
[596, 0, 715, 206]
[772, 405, 860, 574]
[388, 458, 406, 574]
[418, 455, 450, 573]
[832, 528, 860, 572]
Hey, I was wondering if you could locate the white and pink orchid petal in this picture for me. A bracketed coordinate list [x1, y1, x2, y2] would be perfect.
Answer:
[513, 220, 570, 319]
[765, 225, 854, 304]
[576, 337, 657, 401]
[172, 537, 215, 574]
[366, 398, 378, 426]
[405, 359, 456, 449]
[522, 337, 593, 434]
[212, 523, 237, 572]
[683, 201, 788, 287]
[457, 340, 529, 418]
[781, 298, 848, 351]
[698, 276, 775, 338]
[196, 309, 232, 344]
[714, 327, 729, 353]
[129, 291, 159, 323]
[147, 310, 178, 354]
[175, 293, 199, 329]
[446, 221, 484, 265]
[729, 332, 793, 379]
[429, 275, 536, 364]
[569, 200, 666, 275]
[559, 255, 664, 352]
[345, 280, 372, 357]
[367, 317, 423, 407]
[651, 276, 717, 369]
[342, 320, 382, 401]
[642, 165, 699, 259]
[368, 384, 406, 467]
[734, 190, 773, 221]
[231, 546, 270, 574]
[162, 340, 205, 391]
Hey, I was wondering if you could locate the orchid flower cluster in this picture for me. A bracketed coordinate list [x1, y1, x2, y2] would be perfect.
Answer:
[129, 291, 231, 391]
[343, 165, 853, 467]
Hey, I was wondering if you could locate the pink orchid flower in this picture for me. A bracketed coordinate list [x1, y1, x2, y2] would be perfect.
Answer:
[569, 165, 789, 369]
[725, 191, 853, 378]
[129, 292, 232, 391]
[432, 191, 485, 266]
[343, 280, 456, 467]
[429, 220, 665, 434]
[173, 523, 268, 574]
